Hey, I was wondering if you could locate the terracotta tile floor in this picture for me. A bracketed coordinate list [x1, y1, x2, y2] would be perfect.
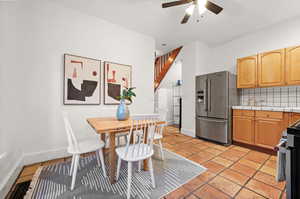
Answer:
[161, 126, 286, 199]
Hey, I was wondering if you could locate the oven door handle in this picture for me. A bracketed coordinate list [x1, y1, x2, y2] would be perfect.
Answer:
[275, 140, 286, 151]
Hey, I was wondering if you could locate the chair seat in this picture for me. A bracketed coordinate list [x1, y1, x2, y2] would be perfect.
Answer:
[116, 144, 153, 162]
[67, 135, 105, 154]
[154, 133, 163, 140]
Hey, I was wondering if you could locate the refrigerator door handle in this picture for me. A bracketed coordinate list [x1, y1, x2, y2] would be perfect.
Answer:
[204, 79, 208, 111]
[197, 117, 226, 123]
[207, 79, 211, 112]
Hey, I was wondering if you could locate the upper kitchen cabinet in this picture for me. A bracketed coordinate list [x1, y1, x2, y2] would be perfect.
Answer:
[237, 55, 257, 88]
[258, 49, 285, 87]
[286, 45, 300, 85]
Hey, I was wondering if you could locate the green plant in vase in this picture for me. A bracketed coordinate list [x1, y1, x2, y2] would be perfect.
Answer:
[116, 87, 136, 120]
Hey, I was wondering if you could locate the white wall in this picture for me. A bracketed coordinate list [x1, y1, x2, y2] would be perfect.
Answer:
[156, 60, 182, 124]
[155, 88, 172, 123]
[159, 60, 182, 89]
[18, 0, 155, 155]
[175, 41, 211, 137]
[195, 42, 213, 76]
[1, 0, 155, 194]
[211, 16, 300, 73]
[0, 1, 24, 196]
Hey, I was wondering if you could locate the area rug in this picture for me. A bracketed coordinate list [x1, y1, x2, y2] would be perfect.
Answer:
[25, 150, 206, 199]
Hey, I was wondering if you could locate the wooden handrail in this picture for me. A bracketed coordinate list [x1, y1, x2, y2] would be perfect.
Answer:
[154, 46, 182, 91]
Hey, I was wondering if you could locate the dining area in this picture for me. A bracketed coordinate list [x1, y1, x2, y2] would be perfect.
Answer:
[21, 109, 206, 199]
[63, 111, 166, 199]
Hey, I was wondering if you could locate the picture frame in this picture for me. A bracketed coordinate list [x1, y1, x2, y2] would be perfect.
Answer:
[103, 61, 132, 105]
[64, 54, 101, 105]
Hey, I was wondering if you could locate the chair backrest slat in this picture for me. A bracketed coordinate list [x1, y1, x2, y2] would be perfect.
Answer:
[124, 114, 158, 158]
[62, 111, 79, 151]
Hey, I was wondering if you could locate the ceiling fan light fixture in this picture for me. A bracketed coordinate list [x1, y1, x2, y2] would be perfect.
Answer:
[185, 4, 195, 16]
[198, 5, 207, 15]
[197, 0, 207, 7]
[197, 0, 207, 15]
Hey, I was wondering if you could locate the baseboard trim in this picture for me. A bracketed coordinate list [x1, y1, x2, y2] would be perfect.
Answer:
[0, 156, 23, 199]
[181, 128, 195, 137]
[22, 147, 69, 166]
[1, 147, 70, 198]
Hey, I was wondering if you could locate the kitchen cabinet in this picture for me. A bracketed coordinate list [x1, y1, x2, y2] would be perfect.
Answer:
[258, 49, 285, 87]
[233, 116, 255, 145]
[255, 111, 283, 120]
[286, 45, 300, 85]
[237, 55, 257, 88]
[233, 110, 289, 150]
[254, 118, 282, 150]
[236, 44, 300, 88]
[290, 113, 300, 125]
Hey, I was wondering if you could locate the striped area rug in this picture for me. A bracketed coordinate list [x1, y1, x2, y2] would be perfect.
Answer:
[25, 150, 206, 199]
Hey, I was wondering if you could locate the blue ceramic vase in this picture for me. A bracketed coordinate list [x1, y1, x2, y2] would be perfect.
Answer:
[116, 99, 129, 121]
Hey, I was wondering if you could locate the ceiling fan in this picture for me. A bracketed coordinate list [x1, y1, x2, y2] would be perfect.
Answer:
[162, 0, 223, 24]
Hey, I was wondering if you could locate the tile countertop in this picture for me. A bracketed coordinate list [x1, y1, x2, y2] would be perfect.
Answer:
[232, 106, 300, 113]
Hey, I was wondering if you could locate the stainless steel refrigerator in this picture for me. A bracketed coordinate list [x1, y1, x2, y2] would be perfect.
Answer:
[196, 71, 238, 145]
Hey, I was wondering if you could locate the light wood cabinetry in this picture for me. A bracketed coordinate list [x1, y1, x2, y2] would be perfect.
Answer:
[258, 49, 285, 87]
[233, 110, 291, 150]
[290, 113, 300, 125]
[254, 115, 283, 150]
[286, 45, 300, 85]
[233, 109, 255, 117]
[255, 111, 283, 120]
[236, 44, 300, 88]
[237, 55, 257, 88]
[233, 114, 255, 145]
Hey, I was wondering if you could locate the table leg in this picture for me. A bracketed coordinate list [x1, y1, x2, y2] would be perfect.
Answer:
[101, 134, 106, 142]
[143, 127, 149, 171]
[109, 133, 116, 184]
[101, 133, 106, 149]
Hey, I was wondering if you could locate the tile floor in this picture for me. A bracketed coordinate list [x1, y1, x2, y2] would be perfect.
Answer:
[161, 126, 286, 199]
[10, 125, 286, 199]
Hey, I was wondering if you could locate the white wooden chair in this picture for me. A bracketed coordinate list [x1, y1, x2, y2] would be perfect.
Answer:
[154, 110, 167, 160]
[62, 111, 107, 191]
[115, 115, 157, 199]
[140, 112, 167, 160]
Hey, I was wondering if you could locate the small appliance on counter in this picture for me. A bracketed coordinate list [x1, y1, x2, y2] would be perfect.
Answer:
[195, 71, 238, 145]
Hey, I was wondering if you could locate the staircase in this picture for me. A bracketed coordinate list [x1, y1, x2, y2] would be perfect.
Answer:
[154, 46, 182, 91]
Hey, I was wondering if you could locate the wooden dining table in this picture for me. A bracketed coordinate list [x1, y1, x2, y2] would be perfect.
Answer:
[87, 117, 165, 184]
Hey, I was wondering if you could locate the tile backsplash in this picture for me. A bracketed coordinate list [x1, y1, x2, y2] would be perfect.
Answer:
[240, 86, 300, 107]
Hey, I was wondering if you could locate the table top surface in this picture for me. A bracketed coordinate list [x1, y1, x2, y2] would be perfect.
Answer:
[87, 117, 165, 134]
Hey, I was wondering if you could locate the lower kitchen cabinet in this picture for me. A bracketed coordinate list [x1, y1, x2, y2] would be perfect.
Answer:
[290, 113, 300, 125]
[232, 110, 295, 150]
[254, 118, 282, 150]
[233, 116, 254, 145]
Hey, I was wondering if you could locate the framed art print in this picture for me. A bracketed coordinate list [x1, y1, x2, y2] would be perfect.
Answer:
[104, 61, 132, 105]
[64, 54, 101, 105]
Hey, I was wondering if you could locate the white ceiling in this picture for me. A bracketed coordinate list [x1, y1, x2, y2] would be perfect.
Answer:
[53, 0, 300, 52]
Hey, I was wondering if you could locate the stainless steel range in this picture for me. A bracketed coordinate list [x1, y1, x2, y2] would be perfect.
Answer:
[195, 71, 238, 145]
[286, 120, 300, 199]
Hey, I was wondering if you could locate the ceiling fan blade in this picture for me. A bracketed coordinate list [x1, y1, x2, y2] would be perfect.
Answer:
[181, 13, 191, 24]
[181, 4, 195, 24]
[162, 0, 193, 8]
[205, 1, 223, 14]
